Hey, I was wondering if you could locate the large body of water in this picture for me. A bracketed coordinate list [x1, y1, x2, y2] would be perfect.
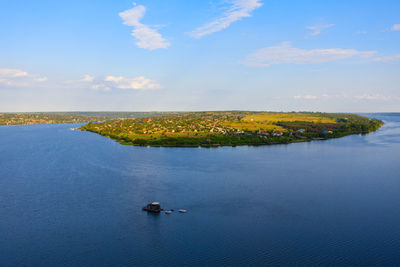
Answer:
[0, 114, 399, 266]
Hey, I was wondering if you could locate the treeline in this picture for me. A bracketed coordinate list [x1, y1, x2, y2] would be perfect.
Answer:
[277, 118, 383, 138]
[115, 134, 293, 147]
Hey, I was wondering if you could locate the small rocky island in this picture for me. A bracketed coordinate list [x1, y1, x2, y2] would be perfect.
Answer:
[79, 111, 383, 147]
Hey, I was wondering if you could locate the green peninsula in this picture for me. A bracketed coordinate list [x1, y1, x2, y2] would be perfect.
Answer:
[79, 112, 383, 147]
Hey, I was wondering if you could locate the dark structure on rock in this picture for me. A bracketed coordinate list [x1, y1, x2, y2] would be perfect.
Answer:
[142, 202, 162, 213]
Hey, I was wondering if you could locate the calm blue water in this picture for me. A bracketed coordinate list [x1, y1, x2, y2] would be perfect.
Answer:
[0, 114, 399, 266]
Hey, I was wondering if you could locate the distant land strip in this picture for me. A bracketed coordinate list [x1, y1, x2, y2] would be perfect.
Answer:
[0, 112, 177, 125]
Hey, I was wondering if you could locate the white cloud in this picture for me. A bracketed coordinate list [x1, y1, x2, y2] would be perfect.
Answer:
[103, 76, 162, 90]
[189, 0, 263, 38]
[66, 74, 162, 91]
[0, 69, 29, 78]
[373, 54, 400, 62]
[306, 24, 334, 36]
[355, 94, 400, 101]
[241, 42, 376, 67]
[391, 24, 400, 31]
[91, 83, 111, 92]
[294, 94, 400, 101]
[119, 4, 170, 50]
[294, 94, 342, 100]
[294, 95, 319, 100]
[65, 74, 94, 86]
[82, 74, 94, 82]
[34, 77, 48, 82]
[0, 68, 47, 87]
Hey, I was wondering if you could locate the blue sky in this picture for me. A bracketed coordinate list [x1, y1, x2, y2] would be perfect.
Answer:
[1, 0, 399, 112]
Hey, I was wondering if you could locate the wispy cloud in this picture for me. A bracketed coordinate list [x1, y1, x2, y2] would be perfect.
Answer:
[241, 42, 376, 67]
[81, 74, 94, 82]
[0, 68, 47, 87]
[391, 24, 400, 31]
[66, 74, 162, 91]
[356, 30, 368, 35]
[294, 94, 342, 100]
[373, 54, 400, 62]
[306, 24, 334, 36]
[66, 74, 94, 84]
[189, 0, 263, 38]
[294, 94, 400, 101]
[355, 94, 400, 101]
[102, 76, 162, 90]
[294, 95, 319, 100]
[119, 3, 170, 50]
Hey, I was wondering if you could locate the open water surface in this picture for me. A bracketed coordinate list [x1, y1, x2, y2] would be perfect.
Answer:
[0, 114, 399, 266]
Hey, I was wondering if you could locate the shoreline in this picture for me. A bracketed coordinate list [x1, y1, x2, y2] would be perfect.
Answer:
[81, 125, 383, 148]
